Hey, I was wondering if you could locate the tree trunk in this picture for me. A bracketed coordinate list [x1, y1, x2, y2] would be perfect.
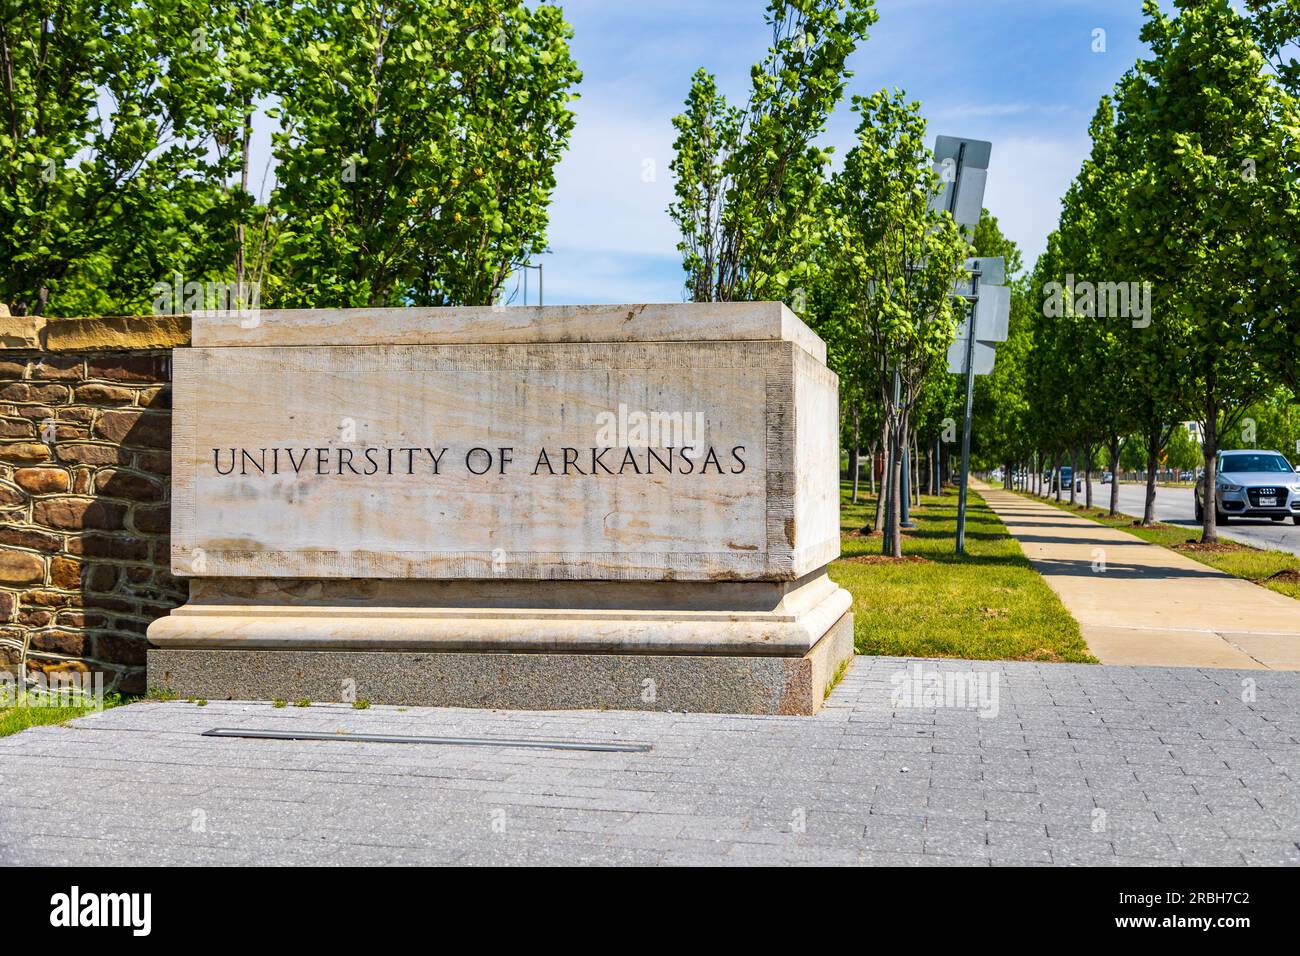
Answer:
[1068, 446, 1078, 506]
[868, 441, 877, 495]
[888, 411, 908, 558]
[881, 426, 896, 552]
[872, 417, 888, 532]
[1054, 450, 1063, 502]
[1084, 446, 1093, 509]
[849, 403, 860, 505]
[1108, 434, 1121, 517]
[912, 431, 921, 506]
[908, 432, 916, 505]
[1201, 391, 1220, 545]
[234, 100, 252, 305]
[1142, 421, 1160, 525]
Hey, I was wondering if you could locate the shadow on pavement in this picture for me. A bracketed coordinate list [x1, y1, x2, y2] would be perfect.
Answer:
[1024, 556, 1225, 579]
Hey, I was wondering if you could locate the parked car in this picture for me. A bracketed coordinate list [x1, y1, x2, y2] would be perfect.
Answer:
[1049, 467, 1083, 494]
[1100, 471, 1113, 484]
[1179, 470, 1194, 482]
[1194, 450, 1300, 525]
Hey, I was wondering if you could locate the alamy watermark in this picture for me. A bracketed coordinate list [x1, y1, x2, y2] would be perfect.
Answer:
[151, 274, 261, 327]
[1, 668, 105, 710]
[594, 403, 706, 455]
[890, 663, 1000, 718]
[49, 886, 150, 936]
[1041, 274, 1151, 328]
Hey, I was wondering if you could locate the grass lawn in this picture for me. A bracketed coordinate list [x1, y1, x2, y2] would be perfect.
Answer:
[0, 690, 125, 738]
[1027, 493, 1300, 603]
[830, 483, 1095, 663]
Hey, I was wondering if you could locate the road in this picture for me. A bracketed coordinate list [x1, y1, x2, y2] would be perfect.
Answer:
[1105, 481, 1300, 556]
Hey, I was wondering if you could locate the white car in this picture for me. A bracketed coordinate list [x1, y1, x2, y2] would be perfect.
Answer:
[1194, 450, 1300, 525]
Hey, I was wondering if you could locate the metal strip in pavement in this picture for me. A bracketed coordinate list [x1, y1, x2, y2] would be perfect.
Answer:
[201, 727, 651, 753]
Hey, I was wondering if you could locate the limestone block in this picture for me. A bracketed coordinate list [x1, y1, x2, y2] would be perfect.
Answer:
[170, 304, 840, 583]
[189, 301, 825, 363]
[150, 303, 853, 711]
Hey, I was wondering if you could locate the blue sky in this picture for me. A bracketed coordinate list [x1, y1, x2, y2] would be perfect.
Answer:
[534, 0, 1161, 305]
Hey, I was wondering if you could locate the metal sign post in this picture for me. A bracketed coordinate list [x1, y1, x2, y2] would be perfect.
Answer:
[931, 135, 994, 556]
[956, 269, 980, 555]
[949, 264, 1009, 553]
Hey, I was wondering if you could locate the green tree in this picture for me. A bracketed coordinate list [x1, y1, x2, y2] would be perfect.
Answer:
[1222, 388, 1300, 452]
[1038, 82, 1191, 522]
[1026, 234, 1077, 503]
[667, 0, 876, 303]
[269, 0, 581, 308]
[1165, 421, 1204, 472]
[913, 356, 960, 494]
[969, 209, 1022, 278]
[1042, 98, 1148, 512]
[1117, 0, 1300, 541]
[968, 211, 1028, 488]
[1246, 0, 1300, 94]
[805, 257, 878, 502]
[827, 89, 968, 556]
[0, 0, 242, 315]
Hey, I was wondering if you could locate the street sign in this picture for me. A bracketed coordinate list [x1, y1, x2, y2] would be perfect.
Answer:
[954, 298, 1009, 345]
[930, 136, 992, 227]
[950, 280, 1009, 376]
[974, 283, 1010, 342]
[963, 256, 1005, 285]
[947, 337, 996, 375]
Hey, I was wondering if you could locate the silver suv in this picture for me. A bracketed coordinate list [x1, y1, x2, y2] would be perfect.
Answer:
[1194, 450, 1300, 525]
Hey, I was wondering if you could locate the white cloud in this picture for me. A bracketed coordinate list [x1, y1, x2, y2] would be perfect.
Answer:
[546, 101, 681, 259]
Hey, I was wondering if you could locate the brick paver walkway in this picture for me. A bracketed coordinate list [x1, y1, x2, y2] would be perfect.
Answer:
[1, 656, 1297, 866]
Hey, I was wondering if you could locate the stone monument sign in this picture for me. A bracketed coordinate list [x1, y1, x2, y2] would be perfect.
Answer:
[147, 303, 853, 713]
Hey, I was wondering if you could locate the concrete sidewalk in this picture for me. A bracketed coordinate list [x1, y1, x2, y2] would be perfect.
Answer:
[978, 485, 1300, 669]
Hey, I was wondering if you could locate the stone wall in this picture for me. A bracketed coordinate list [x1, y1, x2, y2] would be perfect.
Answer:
[0, 315, 189, 694]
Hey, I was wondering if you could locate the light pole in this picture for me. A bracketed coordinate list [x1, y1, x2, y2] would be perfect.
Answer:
[518, 261, 543, 306]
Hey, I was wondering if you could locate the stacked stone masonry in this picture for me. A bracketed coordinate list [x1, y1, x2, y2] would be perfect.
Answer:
[0, 315, 189, 694]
